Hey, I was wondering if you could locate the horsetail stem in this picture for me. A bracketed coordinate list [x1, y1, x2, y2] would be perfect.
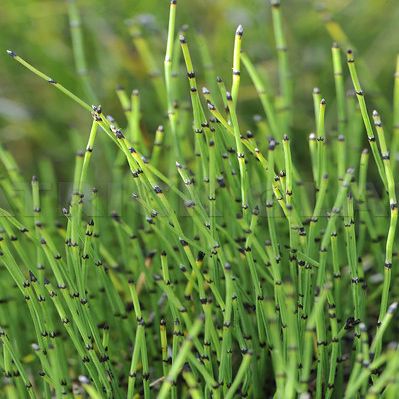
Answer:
[67, 0, 97, 103]
[372, 110, 398, 326]
[270, 0, 292, 129]
[164, 0, 182, 160]
[346, 49, 387, 190]
[392, 55, 399, 170]
[231, 25, 243, 105]
[331, 44, 346, 127]
[2, 2, 399, 398]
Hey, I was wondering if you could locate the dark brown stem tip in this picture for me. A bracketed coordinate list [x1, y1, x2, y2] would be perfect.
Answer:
[236, 25, 244, 36]
[321, 98, 326, 105]
[372, 110, 379, 117]
[283, 134, 289, 141]
[226, 91, 233, 101]
[6, 50, 16, 57]
[92, 105, 102, 114]
[170, 0, 177, 4]
[29, 271, 38, 282]
[207, 102, 216, 111]
[179, 34, 186, 44]
[216, 76, 223, 83]
[32, 175, 38, 182]
[202, 87, 210, 95]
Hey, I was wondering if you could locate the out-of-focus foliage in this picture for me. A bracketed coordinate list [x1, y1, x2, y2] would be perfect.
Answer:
[1, 0, 398, 175]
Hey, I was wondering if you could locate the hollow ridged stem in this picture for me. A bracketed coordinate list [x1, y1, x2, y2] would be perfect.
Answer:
[344, 193, 363, 354]
[151, 125, 165, 167]
[262, 297, 286, 396]
[332, 43, 347, 136]
[127, 279, 150, 398]
[129, 89, 142, 147]
[335, 134, 346, 183]
[370, 302, 398, 360]
[325, 291, 341, 399]
[225, 351, 252, 399]
[320, 169, 354, 252]
[359, 323, 371, 396]
[309, 132, 318, 187]
[270, 0, 292, 129]
[300, 287, 328, 395]
[218, 262, 234, 392]
[317, 99, 327, 188]
[391, 55, 399, 170]
[164, 0, 182, 160]
[283, 283, 300, 399]
[79, 118, 99, 194]
[67, 0, 97, 102]
[158, 315, 204, 399]
[227, 92, 250, 221]
[179, 34, 208, 181]
[317, 168, 353, 288]
[282, 135, 300, 288]
[0, 333, 37, 399]
[231, 25, 243, 105]
[372, 111, 398, 349]
[346, 50, 387, 190]
[313, 87, 321, 128]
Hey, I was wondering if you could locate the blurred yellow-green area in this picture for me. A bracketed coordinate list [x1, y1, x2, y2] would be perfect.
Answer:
[0, 0, 398, 180]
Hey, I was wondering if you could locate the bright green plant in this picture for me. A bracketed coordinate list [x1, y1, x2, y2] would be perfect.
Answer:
[1, 1, 399, 398]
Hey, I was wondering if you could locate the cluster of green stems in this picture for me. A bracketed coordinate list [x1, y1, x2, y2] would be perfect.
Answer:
[1, 1, 399, 398]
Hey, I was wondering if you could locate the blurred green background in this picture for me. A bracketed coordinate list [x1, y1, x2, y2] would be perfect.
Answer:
[1, 0, 398, 182]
